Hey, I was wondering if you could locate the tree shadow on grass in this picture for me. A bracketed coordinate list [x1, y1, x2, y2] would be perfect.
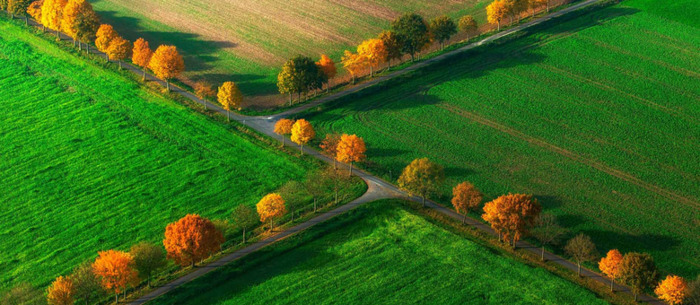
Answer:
[304, 5, 639, 117]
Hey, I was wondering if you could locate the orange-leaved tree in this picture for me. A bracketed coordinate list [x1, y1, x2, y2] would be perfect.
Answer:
[655, 275, 688, 305]
[451, 182, 483, 224]
[316, 54, 336, 92]
[599, 249, 624, 292]
[487, 0, 509, 31]
[357, 38, 387, 77]
[397, 158, 444, 207]
[61, 0, 99, 50]
[40, 0, 66, 37]
[256, 193, 286, 231]
[95, 24, 117, 61]
[482, 193, 541, 247]
[132, 38, 153, 80]
[273, 118, 295, 148]
[46, 276, 74, 305]
[92, 250, 139, 304]
[163, 214, 224, 268]
[106, 35, 130, 69]
[336, 134, 366, 175]
[291, 119, 315, 154]
[27, 1, 44, 28]
[149, 45, 184, 91]
[217, 81, 243, 121]
[341, 50, 365, 84]
[320, 133, 341, 169]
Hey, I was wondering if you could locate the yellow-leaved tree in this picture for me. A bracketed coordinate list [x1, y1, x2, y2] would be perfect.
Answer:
[256, 193, 286, 231]
[336, 134, 366, 175]
[40, 0, 67, 37]
[341, 50, 365, 84]
[217, 81, 243, 121]
[46, 276, 74, 305]
[61, 0, 99, 50]
[132, 38, 153, 80]
[397, 158, 444, 207]
[273, 118, 295, 148]
[487, 0, 509, 31]
[149, 45, 185, 91]
[655, 275, 688, 305]
[357, 38, 387, 77]
[94, 24, 117, 61]
[106, 36, 130, 69]
[291, 119, 315, 154]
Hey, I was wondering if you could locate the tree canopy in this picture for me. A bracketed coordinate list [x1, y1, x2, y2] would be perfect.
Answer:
[391, 13, 431, 61]
[397, 158, 444, 206]
[357, 38, 387, 77]
[336, 134, 366, 175]
[47, 276, 74, 305]
[291, 119, 315, 154]
[482, 193, 541, 246]
[92, 250, 139, 303]
[451, 182, 482, 224]
[256, 193, 286, 230]
[430, 15, 457, 48]
[619, 252, 658, 302]
[487, 0, 509, 31]
[163, 214, 224, 267]
[149, 45, 185, 91]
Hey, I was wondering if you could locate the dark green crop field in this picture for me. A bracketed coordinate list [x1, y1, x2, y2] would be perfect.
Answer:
[303, 0, 700, 277]
[151, 201, 610, 305]
[0, 18, 315, 290]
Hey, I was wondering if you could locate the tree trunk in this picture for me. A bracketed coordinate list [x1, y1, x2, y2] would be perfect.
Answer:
[115, 294, 119, 304]
[288, 93, 292, 106]
[462, 213, 466, 224]
[410, 53, 415, 62]
[270, 219, 274, 231]
[281, 137, 285, 148]
[227, 110, 230, 122]
[86, 44, 89, 53]
[118, 61, 122, 70]
[333, 158, 337, 169]
[349, 162, 353, 176]
[142, 69, 146, 81]
[498, 232, 502, 242]
[577, 262, 581, 276]
[78, 41, 82, 51]
[166, 80, 170, 92]
[335, 189, 338, 204]
[633, 292, 637, 302]
[497, 21, 501, 31]
[370, 66, 373, 78]
[105, 53, 109, 62]
[610, 278, 614, 292]
[541, 246, 545, 261]
[422, 195, 426, 207]
[300, 144, 304, 155]
[191, 259, 195, 268]
[313, 198, 317, 213]
[512, 236, 517, 249]
[242, 227, 246, 244]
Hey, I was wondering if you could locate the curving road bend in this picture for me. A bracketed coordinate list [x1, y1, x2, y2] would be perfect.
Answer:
[17, 1, 661, 303]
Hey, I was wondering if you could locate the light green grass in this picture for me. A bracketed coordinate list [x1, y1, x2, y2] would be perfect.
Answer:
[0, 18, 314, 290]
[302, 1, 700, 277]
[151, 201, 610, 305]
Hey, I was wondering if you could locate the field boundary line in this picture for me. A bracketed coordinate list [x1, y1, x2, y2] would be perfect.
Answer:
[437, 103, 700, 210]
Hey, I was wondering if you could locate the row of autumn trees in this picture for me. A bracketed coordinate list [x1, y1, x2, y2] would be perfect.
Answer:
[275, 0, 558, 105]
[392, 157, 696, 304]
[275, 12, 481, 105]
[7, 0, 186, 91]
[39, 178, 359, 305]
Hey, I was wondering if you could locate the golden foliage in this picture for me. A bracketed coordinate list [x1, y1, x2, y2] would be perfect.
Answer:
[27, 0, 43, 21]
[397, 158, 444, 203]
[357, 38, 387, 75]
[451, 182, 483, 216]
[47, 276, 74, 305]
[40, 0, 66, 31]
[217, 81, 243, 111]
[599, 249, 623, 282]
[655, 275, 688, 305]
[291, 119, 315, 147]
[94, 24, 117, 53]
[132, 38, 153, 69]
[106, 36, 130, 61]
[336, 134, 366, 164]
[163, 214, 224, 267]
[482, 193, 541, 244]
[256, 193, 286, 226]
[486, 0, 509, 28]
[316, 54, 337, 80]
[341, 50, 365, 80]
[149, 45, 185, 81]
[458, 15, 478, 34]
[274, 118, 295, 136]
[193, 81, 216, 99]
[91, 250, 139, 295]
[319, 133, 341, 157]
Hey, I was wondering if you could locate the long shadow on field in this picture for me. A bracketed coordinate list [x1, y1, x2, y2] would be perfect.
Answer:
[307, 5, 639, 117]
[583, 229, 681, 255]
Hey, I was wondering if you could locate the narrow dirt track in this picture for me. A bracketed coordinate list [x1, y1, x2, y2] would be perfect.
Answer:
[15, 1, 661, 303]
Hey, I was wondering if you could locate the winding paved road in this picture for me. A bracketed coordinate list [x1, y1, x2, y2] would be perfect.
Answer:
[19, 1, 661, 303]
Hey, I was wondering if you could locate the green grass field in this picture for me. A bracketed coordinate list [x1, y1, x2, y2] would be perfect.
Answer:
[0, 18, 359, 291]
[89, 0, 494, 103]
[302, 0, 700, 277]
[151, 201, 610, 305]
